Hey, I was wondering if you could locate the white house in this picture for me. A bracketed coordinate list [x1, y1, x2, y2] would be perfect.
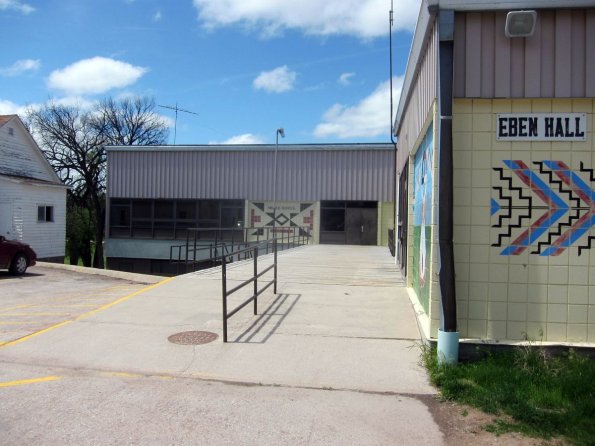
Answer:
[0, 115, 67, 261]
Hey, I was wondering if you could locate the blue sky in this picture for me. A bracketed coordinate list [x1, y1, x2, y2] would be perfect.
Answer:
[0, 0, 420, 145]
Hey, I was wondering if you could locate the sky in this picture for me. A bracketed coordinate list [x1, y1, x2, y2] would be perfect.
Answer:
[0, 0, 421, 145]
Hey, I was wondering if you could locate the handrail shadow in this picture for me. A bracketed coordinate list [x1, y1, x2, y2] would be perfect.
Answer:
[231, 293, 301, 344]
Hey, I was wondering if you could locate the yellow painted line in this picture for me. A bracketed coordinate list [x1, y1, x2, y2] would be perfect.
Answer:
[0, 321, 72, 347]
[0, 322, 49, 325]
[0, 277, 175, 349]
[75, 277, 175, 320]
[0, 312, 73, 317]
[0, 375, 62, 388]
[0, 304, 34, 313]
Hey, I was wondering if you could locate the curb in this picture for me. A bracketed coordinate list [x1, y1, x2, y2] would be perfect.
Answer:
[34, 262, 167, 285]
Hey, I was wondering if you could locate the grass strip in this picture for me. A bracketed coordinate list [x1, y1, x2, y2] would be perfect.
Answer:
[421, 344, 595, 445]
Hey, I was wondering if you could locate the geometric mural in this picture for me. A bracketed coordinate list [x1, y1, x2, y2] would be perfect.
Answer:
[491, 160, 595, 256]
[248, 201, 315, 237]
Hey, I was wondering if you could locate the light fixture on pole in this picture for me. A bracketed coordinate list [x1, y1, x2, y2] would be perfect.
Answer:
[273, 128, 285, 232]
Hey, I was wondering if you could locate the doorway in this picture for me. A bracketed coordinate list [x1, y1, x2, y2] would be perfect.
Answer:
[320, 201, 378, 245]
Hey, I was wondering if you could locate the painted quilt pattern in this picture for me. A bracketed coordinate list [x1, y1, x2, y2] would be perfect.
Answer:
[491, 160, 595, 256]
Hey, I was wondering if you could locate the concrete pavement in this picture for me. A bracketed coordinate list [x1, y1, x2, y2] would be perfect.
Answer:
[0, 245, 444, 445]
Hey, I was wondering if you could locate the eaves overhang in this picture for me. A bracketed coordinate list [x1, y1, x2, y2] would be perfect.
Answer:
[393, 0, 595, 136]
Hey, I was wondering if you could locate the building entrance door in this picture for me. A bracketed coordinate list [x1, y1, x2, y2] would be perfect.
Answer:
[345, 206, 377, 245]
[320, 201, 378, 245]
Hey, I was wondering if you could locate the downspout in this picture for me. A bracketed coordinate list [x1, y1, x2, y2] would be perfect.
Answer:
[437, 9, 459, 364]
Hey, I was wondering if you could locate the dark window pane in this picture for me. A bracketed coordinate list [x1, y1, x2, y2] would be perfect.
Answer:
[37, 206, 44, 221]
[347, 201, 377, 209]
[110, 227, 131, 237]
[132, 200, 152, 219]
[154, 200, 174, 219]
[221, 199, 244, 207]
[176, 200, 196, 220]
[197, 219, 218, 228]
[321, 209, 345, 231]
[110, 205, 130, 226]
[321, 201, 346, 209]
[198, 200, 219, 220]
[221, 207, 243, 228]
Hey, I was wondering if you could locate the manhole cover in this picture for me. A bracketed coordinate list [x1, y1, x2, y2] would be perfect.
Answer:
[168, 331, 218, 345]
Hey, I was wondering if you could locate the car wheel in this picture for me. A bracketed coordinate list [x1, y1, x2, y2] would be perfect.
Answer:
[9, 253, 28, 275]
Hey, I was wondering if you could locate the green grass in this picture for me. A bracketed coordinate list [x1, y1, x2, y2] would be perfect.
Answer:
[421, 344, 595, 445]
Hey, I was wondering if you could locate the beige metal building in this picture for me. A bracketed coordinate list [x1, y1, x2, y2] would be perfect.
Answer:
[105, 144, 395, 275]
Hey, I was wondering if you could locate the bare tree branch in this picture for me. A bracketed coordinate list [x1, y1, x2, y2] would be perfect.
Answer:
[26, 96, 169, 268]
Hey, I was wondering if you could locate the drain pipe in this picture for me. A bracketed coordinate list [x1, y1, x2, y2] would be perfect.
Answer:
[436, 9, 459, 364]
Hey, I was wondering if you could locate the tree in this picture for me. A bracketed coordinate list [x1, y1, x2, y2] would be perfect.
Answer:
[27, 96, 168, 268]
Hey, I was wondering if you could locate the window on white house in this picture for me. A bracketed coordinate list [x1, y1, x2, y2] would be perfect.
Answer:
[37, 205, 54, 222]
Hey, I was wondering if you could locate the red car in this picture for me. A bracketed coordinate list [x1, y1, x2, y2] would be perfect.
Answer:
[0, 235, 37, 275]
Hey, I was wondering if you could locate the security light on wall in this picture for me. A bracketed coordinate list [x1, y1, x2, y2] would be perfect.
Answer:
[505, 10, 537, 38]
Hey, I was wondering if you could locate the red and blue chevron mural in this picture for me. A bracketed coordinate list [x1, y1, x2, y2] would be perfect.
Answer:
[491, 160, 595, 256]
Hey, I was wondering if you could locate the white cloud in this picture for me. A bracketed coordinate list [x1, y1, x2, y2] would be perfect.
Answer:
[47, 57, 147, 95]
[193, 0, 420, 39]
[338, 72, 355, 86]
[0, 0, 35, 14]
[210, 133, 265, 145]
[0, 59, 40, 76]
[314, 76, 403, 139]
[0, 96, 99, 118]
[52, 96, 97, 110]
[253, 65, 296, 93]
[153, 10, 162, 22]
[0, 99, 25, 115]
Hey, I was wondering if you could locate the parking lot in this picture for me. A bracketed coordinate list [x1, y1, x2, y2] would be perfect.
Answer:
[0, 265, 153, 345]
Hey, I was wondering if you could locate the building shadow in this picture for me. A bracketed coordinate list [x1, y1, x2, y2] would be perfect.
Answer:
[232, 293, 301, 343]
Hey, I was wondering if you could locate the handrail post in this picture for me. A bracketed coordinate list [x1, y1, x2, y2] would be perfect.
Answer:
[253, 246, 258, 315]
[185, 231, 189, 270]
[222, 253, 228, 343]
[273, 238, 278, 294]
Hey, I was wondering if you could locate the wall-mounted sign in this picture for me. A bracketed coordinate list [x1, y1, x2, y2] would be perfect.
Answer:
[496, 113, 587, 141]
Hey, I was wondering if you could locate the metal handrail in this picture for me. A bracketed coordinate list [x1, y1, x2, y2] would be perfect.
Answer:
[169, 225, 311, 273]
[221, 238, 278, 342]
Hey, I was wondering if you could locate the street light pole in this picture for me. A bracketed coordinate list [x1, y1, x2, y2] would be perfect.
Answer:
[273, 128, 285, 234]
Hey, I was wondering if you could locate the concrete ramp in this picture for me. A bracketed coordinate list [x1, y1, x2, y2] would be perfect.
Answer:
[1, 244, 432, 395]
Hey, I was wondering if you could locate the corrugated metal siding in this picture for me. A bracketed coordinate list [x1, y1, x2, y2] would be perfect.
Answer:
[397, 22, 438, 170]
[108, 148, 394, 201]
[454, 9, 595, 98]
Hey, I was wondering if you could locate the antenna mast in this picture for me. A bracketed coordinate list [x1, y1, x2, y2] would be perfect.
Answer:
[158, 103, 199, 144]
[389, 0, 395, 144]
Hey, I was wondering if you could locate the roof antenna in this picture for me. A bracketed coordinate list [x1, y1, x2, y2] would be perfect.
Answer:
[158, 103, 199, 144]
